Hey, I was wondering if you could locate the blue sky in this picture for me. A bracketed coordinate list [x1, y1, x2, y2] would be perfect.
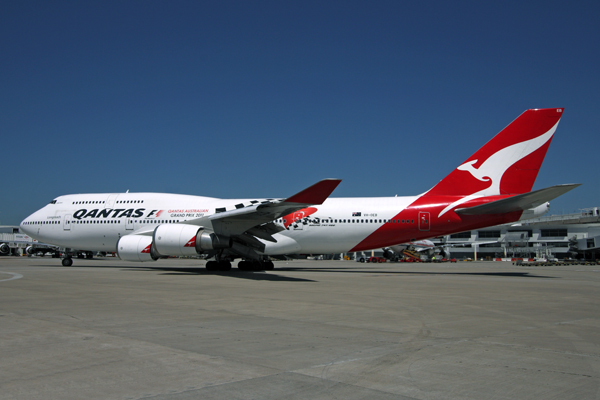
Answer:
[1, 1, 598, 225]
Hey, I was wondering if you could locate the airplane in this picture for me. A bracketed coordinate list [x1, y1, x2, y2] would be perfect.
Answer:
[20, 108, 580, 271]
[25, 243, 60, 257]
[0, 234, 58, 257]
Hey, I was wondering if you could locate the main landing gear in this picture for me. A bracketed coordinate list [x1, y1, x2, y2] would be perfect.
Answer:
[205, 260, 232, 271]
[61, 257, 73, 267]
[237, 260, 274, 271]
[204, 259, 275, 272]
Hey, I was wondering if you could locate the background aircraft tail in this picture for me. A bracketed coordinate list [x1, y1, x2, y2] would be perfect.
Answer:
[425, 108, 564, 197]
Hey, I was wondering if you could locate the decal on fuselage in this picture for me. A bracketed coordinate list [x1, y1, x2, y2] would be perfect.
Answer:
[73, 208, 147, 220]
[72, 208, 209, 220]
[166, 209, 208, 218]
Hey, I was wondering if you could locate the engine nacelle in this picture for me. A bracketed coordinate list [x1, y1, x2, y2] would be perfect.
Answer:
[153, 224, 204, 257]
[117, 225, 233, 261]
[0, 243, 9, 255]
[26, 246, 35, 255]
[152, 224, 232, 257]
[197, 231, 232, 251]
[519, 202, 550, 221]
[382, 248, 395, 260]
[117, 235, 157, 262]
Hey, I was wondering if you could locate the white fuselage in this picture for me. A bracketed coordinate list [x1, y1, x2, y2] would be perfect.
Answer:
[20, 192, 419, 255]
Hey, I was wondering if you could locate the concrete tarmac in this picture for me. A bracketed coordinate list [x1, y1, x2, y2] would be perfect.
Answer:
[1, 256, 599, 400]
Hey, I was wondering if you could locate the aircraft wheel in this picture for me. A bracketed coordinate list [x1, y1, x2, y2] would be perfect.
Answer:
[62, 257, 73, 267]
[218, 261, 231, 271]
[263, 261, 274, 270]
[206, 261, 218, 271]
[252, 261, 268, 271]
[238, 261, 250, 271]
[238, 261, 261, 271]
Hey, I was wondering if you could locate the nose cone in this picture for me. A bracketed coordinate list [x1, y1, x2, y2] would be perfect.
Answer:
[20, 218, 33, 237]
[19, 209, 43, 237]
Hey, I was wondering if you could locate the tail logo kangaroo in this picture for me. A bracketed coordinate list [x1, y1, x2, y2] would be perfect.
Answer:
[438, 120, 560, 218]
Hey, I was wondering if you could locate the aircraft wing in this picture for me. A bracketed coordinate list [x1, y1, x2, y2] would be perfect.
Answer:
[455, 184, 580, 215]
[191, 179, 342, 240]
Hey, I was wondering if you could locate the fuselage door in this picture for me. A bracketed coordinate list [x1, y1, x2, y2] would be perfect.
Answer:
[105, 194, 118, 209]
[418, 211, 430, 231]
[126, 218, 134, 230]
[63, 214, 72, 231]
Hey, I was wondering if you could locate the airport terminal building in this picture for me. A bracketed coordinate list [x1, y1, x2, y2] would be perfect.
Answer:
[431, 207, 600, 261]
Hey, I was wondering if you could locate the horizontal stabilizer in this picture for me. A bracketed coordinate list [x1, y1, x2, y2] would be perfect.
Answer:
[455, 184, 581, 215]
[284, 179, 342, 204]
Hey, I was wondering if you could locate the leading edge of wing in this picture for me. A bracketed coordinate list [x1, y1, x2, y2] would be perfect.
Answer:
[455, 184, 581, 215]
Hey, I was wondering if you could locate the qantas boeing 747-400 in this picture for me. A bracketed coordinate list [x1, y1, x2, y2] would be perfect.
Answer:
[21, 108, 579, 270]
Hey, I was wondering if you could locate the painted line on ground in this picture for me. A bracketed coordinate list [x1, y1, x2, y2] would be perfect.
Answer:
[0, 271, 24, 282]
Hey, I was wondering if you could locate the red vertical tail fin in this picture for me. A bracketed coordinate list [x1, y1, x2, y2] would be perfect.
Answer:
[425, 108, 564, 198]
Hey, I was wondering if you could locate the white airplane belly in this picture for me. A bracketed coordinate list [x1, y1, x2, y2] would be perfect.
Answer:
[273, 225, 375, 254]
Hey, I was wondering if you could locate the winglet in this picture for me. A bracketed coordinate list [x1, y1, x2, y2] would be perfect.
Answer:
[284, 179, 342, 204]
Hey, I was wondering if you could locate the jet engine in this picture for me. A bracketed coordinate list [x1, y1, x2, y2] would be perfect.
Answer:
[153, 224, 231, 256]
[117, 234, 156, 262]
[519, 202, 550, 221]
[0, 243, 9, 255]
[382, 248, 396, 261]
[117, 224, 232, 262]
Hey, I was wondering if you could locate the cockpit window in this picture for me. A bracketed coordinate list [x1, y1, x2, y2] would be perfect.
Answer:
[49, 200, 57, 204]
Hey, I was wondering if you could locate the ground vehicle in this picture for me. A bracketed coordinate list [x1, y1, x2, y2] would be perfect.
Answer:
[363, 256, 386, 263]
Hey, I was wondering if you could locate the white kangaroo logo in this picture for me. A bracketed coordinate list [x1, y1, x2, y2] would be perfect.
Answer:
[438, 120, 560, 218]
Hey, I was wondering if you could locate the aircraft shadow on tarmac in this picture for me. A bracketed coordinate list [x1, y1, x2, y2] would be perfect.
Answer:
[30, 262, 558, 281]
[123, 267, 318, 282]
[273, 267, 559, 279]
[118, 264, 560, 280]
[32, 263, 316, 281]
[34, 263, 558, 281]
